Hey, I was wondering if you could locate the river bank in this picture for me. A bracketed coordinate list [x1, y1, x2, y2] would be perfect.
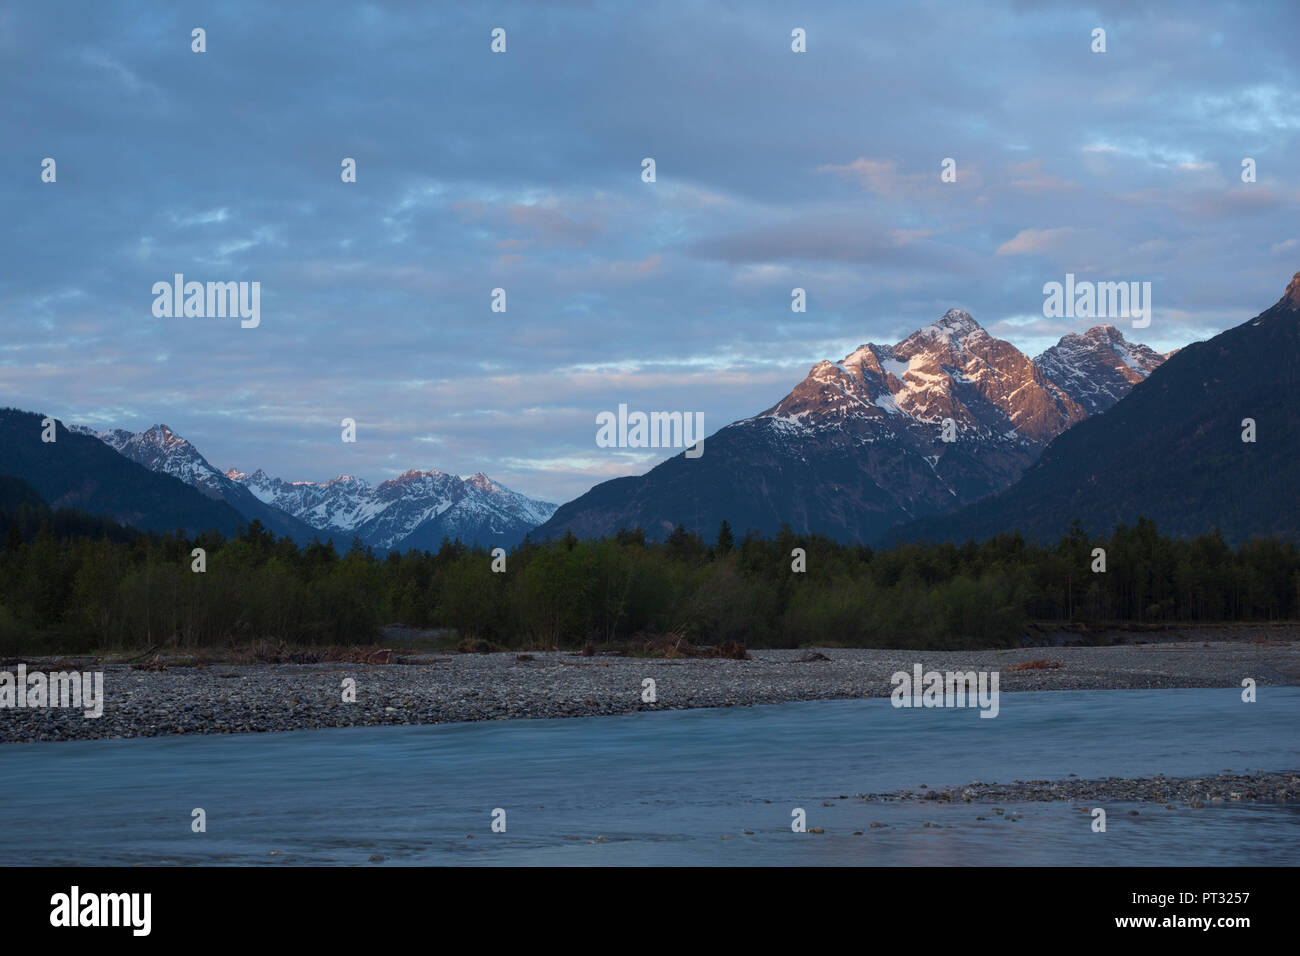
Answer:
[2, 639, 1297, 743]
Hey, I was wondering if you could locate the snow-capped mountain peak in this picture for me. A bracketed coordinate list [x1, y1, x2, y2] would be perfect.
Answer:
[762, 306, 1087, 443]
[932, 307, 982, 337]
[225, 464, 556, 551]
[72, 422, 228, 495]
[538, 306, 1169, 545]
[75, 423, 556, 551]
[1032, 324, 1167, 415]
[897, 308, 986, 349]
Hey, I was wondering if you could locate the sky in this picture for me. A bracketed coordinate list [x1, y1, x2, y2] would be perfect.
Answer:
[2, 0, 1298, 505]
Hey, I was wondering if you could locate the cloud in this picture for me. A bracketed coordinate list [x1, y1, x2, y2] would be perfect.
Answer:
[995, 228, 1075, 256]
[2, 0, 1296, 504]
[556, 254, 665, 283]
[1005, 159, 1078, 194]
[816, 158, 918, 196]
[690, 214, 981, 273]
[452, 198, 607, 247]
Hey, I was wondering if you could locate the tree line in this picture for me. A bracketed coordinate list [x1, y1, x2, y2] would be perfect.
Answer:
[2, 493, 1298, 654]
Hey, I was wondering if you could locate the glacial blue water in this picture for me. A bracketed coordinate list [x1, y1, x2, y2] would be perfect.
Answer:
[1, 688, 1296, 865]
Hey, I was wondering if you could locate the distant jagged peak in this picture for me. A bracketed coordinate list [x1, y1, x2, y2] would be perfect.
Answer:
[917, 307, 982, 339]
[1030, 321, 1169, 417]
[805, 308, 989, 383]
[135, 423, 192, 449]
[390, 468, 445, 482]
[81, 421, 202, 457]
[1080, 323, 1123, 341]
[894, 308, 989, 356]
[1035, 323, 1163, 369]
[1071, 325, 1158, 354]
[265, 473, 370, 489]
[933, 307, 981, 335]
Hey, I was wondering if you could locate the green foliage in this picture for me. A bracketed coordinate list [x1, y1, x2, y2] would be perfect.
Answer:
[1, 493, 1297, 653]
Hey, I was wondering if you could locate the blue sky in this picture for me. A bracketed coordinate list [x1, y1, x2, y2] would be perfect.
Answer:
[2, 0, 1298, 504]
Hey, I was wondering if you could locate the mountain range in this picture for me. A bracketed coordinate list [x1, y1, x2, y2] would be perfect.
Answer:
[894, 272, 1300, 545]
[70, 424, 321, 543]
[0, 410, 248, 537]
[8, 271, 1296, 551]
[224, 466, 556, 552]
[0, 417, 556, 551]
[535, 311, 1169, 543]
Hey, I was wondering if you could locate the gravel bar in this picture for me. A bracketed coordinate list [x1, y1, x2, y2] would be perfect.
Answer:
[1, 642, 1297, 744]
[854, 770, 1300, 806]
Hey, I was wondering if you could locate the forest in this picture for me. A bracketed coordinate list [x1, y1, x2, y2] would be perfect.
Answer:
[2, 488, 1298, 654]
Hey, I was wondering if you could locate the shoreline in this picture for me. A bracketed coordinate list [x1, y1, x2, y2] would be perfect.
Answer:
[1, 641, 1297, 744]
